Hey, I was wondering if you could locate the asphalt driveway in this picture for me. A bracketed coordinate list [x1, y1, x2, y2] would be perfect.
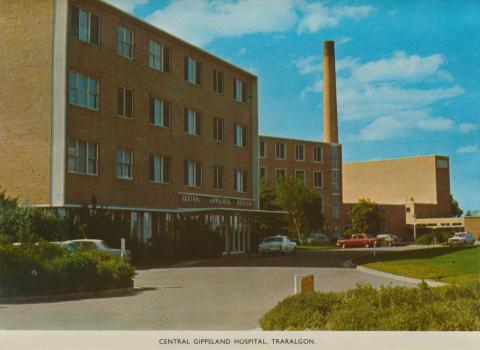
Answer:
[0, 249, 419, 330]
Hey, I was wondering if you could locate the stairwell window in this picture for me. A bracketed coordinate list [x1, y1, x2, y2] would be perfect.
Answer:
[69, 71, 99, 110]
[116, 149, 133, 180]
[149, 97, 170, 128]
[71, 6, 100, 45]
[68, 140, 98, 175]
[117, 26, 134, 59]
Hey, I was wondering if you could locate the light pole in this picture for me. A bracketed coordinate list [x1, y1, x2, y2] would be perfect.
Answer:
[413, 214, 417, 242]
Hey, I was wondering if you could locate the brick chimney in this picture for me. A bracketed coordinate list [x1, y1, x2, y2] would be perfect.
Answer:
[323, 40, 339, 143]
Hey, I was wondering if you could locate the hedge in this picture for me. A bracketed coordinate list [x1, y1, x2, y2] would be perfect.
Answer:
[260, 282, 480, 331]
[0, 242, 135, 297]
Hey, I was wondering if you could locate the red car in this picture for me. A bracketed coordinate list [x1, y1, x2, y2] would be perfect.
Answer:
[336, 234, 380, 248]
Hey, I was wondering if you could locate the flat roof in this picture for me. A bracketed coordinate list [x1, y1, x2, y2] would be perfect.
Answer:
[260, 134, 339, 145]
[98, 0, 256, 79]
[344, 154, 449, 166]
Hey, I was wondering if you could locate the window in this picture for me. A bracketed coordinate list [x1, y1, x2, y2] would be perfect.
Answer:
[71, 6, 100, 45]
[184, 108, 202, 136]
[213, 118, 224, 142]
[313, 171, 323, 188]
[330, 144, 341, 169]
[295, 170, 305, 184]
[259, 140, 267, 158]
[275, 168, 286, 182]
[331, 169, 340, 194]
[117, 26, 134, 59]
[149, 97, 170, 128]
[234, 169, 248, 193]
[332, 195, 340, 219]
[313, 146, 323, 162]
[184, 160, 202, 187]
[234, 124, 247, 148]
[275, 142, 286, 160]
[68, 140, 98, 175]
[213, 164, 224, 189]
[295, 144, 305, 161]
[185, 57, 202, 85]
[117, 86, 133, 118]
[116, 149, 133, 179]
[260, 167, 267, 183]
[148, 40, 170, 72]
[149, 154, 170, 183]
[213, 70, 224, 93]
[69, 71, 99, 110]
[233, 78, 246, 103]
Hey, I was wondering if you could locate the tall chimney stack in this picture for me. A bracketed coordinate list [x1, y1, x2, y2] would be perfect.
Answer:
[323, 40, 338, 144]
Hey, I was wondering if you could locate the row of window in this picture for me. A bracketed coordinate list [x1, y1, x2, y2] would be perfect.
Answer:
[259, 140, 324, 162]
[260, 167, 324, 188]
[69, 71, 248, 146]
[72, 5, 248, 102]
[67, 140, 249, 192]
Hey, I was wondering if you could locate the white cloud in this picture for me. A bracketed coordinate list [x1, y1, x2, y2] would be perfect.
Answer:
[351, 51, 445, 83]
[388, 10, 398, 16]
[458, 122, 479, 133]
[338, 36, 351, 45]
[293, 55, 323, 75]
[238, 47, 247, 56]
[297, 2, 373, 33]
[457, 145, 479, 154]
[145, 0, 297, 46]
[104, 0, 149, 13]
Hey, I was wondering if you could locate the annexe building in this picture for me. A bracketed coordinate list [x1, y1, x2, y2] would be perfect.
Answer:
[0, 0, 259, 254]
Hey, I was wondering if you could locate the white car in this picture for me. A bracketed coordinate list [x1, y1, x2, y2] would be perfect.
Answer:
[258, 235, 296, 256]
[62, 239, 132, 261]
[447, 232, 475, 246]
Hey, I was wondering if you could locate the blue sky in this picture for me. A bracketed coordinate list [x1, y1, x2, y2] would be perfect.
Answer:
[106, 0, 480, 212]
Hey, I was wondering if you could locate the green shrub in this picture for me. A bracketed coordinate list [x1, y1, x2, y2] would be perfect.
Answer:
[415, 231, 452, 245]
[0, 242, 135, 297]
[260, 281, 480, 331]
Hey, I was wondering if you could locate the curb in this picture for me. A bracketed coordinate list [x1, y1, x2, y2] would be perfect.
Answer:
[0, 286, 135, 304]
[169, 259, 209, 268]
[356, 265, 448, 287]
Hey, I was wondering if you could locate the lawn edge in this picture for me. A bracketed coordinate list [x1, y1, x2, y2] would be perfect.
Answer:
[356, 265, 448, 287]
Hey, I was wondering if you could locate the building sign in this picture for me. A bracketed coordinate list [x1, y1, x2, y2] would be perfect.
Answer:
[294, 272, 315, 294]
[179, 192, 253, 208]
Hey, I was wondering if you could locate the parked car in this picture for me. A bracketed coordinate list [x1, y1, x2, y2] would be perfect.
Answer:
[336, 233, 380, 248]
[258, 235, 296, 256]
[376, 234, 400, 247]
[305, 233, 332, 246]
[61, 239, 132, 261]
[447, 232, 475, 246]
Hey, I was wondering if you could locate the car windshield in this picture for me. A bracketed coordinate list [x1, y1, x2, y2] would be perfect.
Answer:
[264, 237, 283, 243]
[96, 240, 111, 249]
[454, 233, 466, 237]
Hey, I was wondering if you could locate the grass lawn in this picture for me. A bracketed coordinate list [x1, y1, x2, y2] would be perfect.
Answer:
[353, 246, 480, 285]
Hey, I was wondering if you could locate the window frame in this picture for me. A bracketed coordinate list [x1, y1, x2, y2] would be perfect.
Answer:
[233, 78, 246, 103]
[213, 117, 224, 142]
[67, 139, 98, 176]
[116, 149, 133, 180]
[69, 71, 99, 111]
[295, 144, 305, 161]
[184, 160, 202, 188]
[234, 169, 248, 193]
[233, 123, 247, 148]
[275, 142, 286, 160]
[313, 171, 324, 188]
[117, 26, 134, 60]
[275, 168, 286, 182]
[259, 140, 267, 158]
[295, 169, 306, 184]
[149, 96, 170, 128]
[149, 154, 170, 184]
[213, 164, 224, 190]
[313, 145, 324, 163]
[71, 5, 100, 45]
[184, 108, 203, 136]
[213, 69, 224, 93]
[117, 85, 134, 119]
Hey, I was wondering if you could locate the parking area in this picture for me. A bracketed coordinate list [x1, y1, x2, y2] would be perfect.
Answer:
[0, 249, 420, 330]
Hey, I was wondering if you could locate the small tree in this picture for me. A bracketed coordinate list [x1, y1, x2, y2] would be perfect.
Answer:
[450, 195, 463, 217]
[349, 198, 384, 235]
[254, 182, 288, 237]
[274, 177, 324, 242]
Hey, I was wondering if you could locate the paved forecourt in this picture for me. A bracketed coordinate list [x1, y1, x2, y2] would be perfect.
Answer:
[0, 250, 419, 330]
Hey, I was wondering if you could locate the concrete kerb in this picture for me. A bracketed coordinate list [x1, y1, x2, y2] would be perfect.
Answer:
[0, 287, 135, 304]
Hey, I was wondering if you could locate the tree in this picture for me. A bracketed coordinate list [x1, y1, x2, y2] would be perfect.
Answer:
[450, 195, 463, 217]
[254, 182, 288, 237]
[274, 177, 324, 242]
[465, 210, 472, 217]
[349, 198, 384, 235]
